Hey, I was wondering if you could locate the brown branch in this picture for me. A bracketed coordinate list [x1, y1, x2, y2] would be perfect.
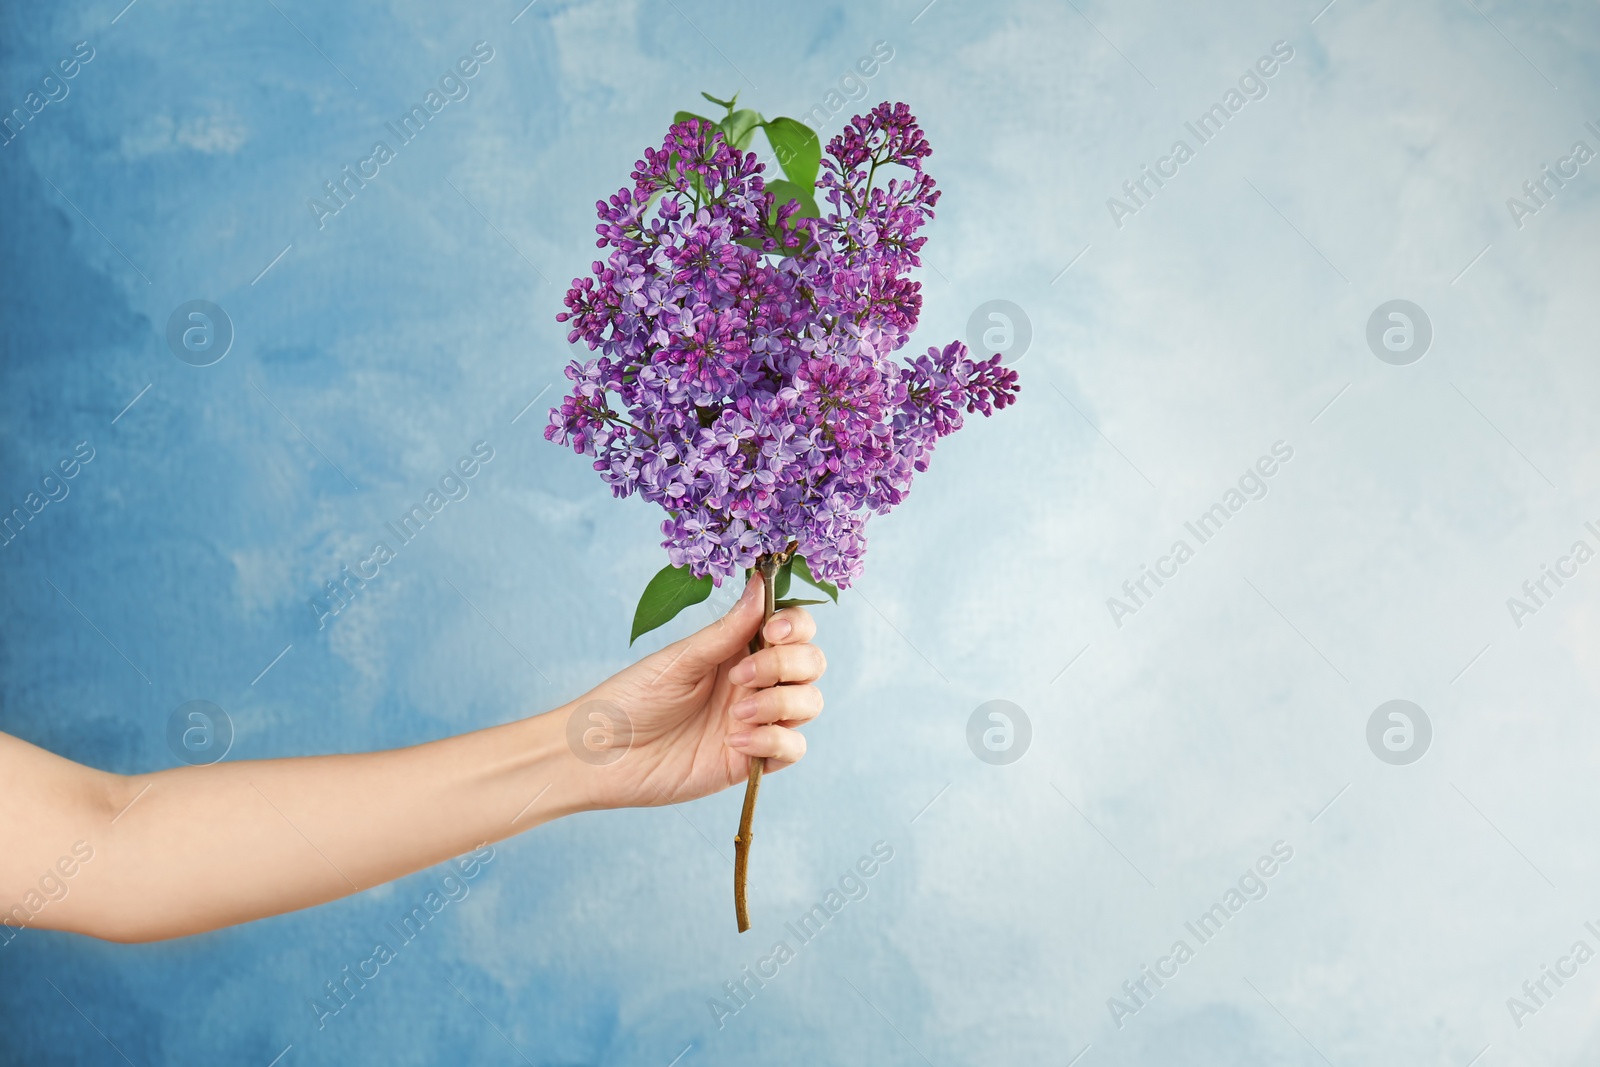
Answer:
[733, 553, 781, 932]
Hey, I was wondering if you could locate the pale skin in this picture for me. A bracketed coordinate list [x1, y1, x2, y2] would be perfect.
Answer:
[0, 577, 823, 943]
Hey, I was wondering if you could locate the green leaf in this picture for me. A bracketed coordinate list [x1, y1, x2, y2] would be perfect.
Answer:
[774, 560, 793, 599]
[630, 564, 714, 645]
[762, 118, 821, 190]
[773, 597, 827, 609]
[791, 556, 839, 602]
[765, 177, 804, 204]
[700, 91, 737, 110]
[674, 110, 713, 127]
[723, 109, 763, 151]
[766, 179, 819, 218]
[764, 179, 820, 247]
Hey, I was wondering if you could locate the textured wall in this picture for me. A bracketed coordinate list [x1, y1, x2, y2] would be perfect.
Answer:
[2, 0, 1598, 1063]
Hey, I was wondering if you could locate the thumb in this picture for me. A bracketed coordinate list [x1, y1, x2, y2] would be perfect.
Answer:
[671, 575, 764, 673]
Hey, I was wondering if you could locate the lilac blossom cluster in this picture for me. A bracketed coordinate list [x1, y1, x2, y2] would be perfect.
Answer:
[546, 102, 1018, 587]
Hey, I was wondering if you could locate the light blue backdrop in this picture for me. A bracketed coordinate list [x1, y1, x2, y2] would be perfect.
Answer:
[3, 0, 1598, 1063]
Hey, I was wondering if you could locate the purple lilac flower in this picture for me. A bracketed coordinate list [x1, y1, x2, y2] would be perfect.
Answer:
[547, 103, 1019, 588]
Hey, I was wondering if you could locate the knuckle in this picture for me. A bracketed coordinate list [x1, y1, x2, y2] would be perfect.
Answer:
[764, 649, 788, 680]
[753, 647, 778, 676]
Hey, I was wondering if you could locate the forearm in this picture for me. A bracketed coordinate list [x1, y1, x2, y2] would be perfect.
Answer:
[33, 704, 593, 942]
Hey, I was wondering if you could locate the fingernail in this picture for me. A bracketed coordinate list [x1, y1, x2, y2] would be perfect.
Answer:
[731, 698, 758, 720]
[726, 731, 753, 748]
[730, 660, 756, 685]
[766, 618, 792, 640]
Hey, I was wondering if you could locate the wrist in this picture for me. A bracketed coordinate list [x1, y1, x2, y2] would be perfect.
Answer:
[512, 697, 640, 818]
[482, 703, 597, 826]
[542, 693, 644, 813]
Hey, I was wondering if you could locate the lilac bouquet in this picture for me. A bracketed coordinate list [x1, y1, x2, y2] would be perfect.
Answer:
[547, 95, 1018, 929]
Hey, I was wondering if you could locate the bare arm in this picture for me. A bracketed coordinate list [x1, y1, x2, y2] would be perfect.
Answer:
[1, 580, 825, 943]
[1, 711, 588, 943]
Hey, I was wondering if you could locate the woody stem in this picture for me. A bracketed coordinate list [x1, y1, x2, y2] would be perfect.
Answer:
[733, 554, 780, 933]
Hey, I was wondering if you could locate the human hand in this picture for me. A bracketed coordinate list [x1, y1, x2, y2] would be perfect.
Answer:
[562, 575, 826, 811]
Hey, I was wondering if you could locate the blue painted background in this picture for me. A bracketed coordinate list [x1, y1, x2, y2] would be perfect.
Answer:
[3, 0, 1599, 1063]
